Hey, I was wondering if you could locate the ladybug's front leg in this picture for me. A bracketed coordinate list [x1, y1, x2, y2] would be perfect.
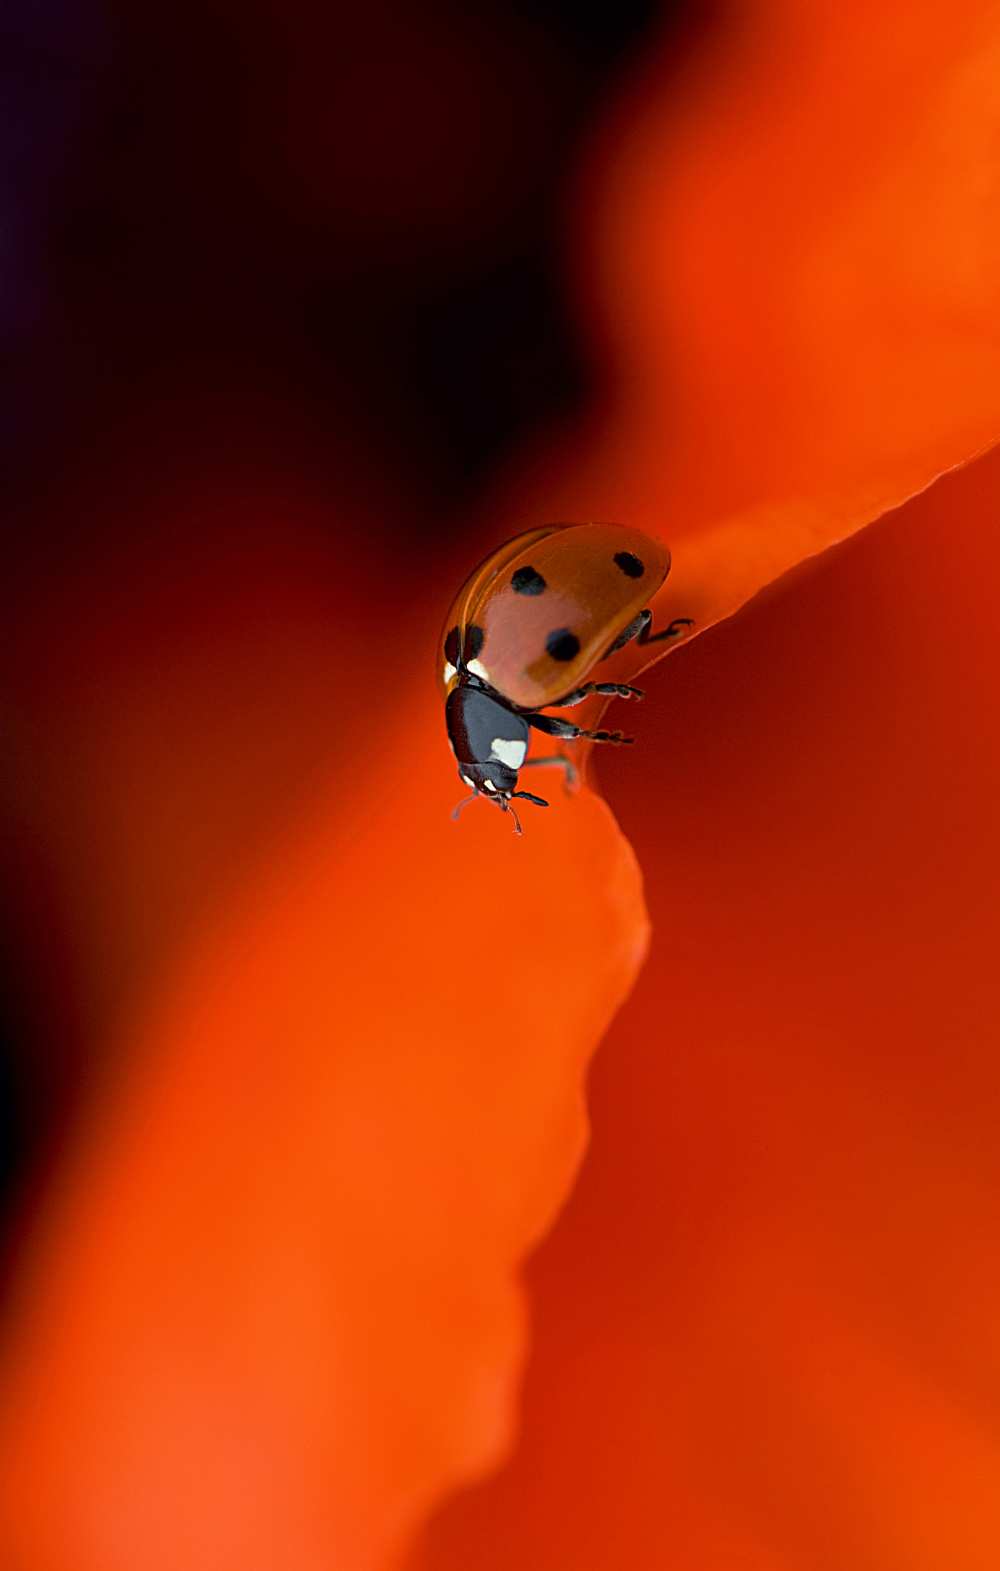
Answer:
[524, 713, 635, 745]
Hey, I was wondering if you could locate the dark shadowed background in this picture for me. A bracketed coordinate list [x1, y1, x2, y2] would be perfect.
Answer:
[1, 0, 720, 1266]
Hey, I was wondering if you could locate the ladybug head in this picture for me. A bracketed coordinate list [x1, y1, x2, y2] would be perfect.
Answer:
[452, 764, 548, 836]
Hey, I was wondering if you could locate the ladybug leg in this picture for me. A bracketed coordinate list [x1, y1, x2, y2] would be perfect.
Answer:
[603, 609, 649, 655]
[638, 615, 694, 646]
[524, 713, 635, 745]
[549, 681, 644, 707]
[521, 754, 578, 792]
[603, 609, 694, 656]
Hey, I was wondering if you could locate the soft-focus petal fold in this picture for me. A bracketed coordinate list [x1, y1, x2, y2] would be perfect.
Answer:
[492, 0, 1000, 649]
[0, 675, 648, 1571]
[414, 442, 1000, 1571]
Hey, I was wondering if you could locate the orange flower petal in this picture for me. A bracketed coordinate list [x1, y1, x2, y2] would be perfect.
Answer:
[0, 653, 647, 1571]
[490, 0, 1000, 643]
[414, 443, 1000, 1571]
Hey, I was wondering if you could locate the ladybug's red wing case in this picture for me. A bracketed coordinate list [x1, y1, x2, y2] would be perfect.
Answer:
[438, 526, 559, 698]
[440, 523, 670, 711]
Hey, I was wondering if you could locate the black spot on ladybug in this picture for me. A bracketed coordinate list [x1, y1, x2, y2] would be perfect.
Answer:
[614, 550, 645, 579]
[444, 626, 461, 666]
[511, 566, 547, 596]
[546, 628, 580, 662]
[463, 624, 485, 660]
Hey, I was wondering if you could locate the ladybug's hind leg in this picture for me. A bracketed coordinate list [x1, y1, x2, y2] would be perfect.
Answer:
[603, 609, 694, 657]
[548, 680, 644, 707]
[521, 754, 578, 792]
[524, 713, 634, 746]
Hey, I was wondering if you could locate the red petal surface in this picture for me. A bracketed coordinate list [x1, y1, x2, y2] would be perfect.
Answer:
[0, 644, 647, 1570]
[415, 439, 1000, 1571]
[492, 0, 1000, 640]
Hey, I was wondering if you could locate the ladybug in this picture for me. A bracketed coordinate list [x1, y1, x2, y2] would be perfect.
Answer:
[440, 522, 692, 833]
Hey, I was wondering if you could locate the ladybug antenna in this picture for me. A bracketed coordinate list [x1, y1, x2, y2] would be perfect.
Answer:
[450, 791, 479, 822]
[504, 788, 549, 837]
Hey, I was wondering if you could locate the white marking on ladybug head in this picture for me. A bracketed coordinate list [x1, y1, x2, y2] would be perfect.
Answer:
[443, 662, 457, 685]
[482, 779, 498, 792]
[461, 775, 475, 789]
[466, 658, 489, 681]
[490, 737, 526, 770]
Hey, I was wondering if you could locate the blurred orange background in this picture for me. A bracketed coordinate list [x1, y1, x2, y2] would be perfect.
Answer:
[3, 1, 1000, 1568]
